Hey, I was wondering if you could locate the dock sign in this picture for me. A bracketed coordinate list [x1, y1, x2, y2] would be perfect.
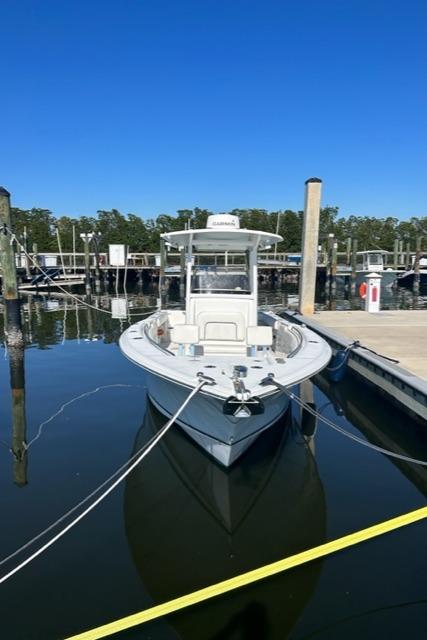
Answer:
[109, 244, 126, 267]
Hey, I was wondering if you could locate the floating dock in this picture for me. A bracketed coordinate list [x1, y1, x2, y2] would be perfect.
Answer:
[283, 310, 427, 422]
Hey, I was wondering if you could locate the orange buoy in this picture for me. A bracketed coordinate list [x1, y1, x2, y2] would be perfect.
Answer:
[359, 282, 367, 299]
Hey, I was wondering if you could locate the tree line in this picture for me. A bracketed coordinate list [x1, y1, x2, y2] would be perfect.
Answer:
[10, 205, 426, 254]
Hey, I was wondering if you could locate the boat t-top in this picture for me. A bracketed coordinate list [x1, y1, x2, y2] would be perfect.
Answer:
[120, 214, 331, 466]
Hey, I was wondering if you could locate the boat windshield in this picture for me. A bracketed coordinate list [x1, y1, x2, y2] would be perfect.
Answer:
[191, 267, 250, 294]
[362, 253, 384, 270]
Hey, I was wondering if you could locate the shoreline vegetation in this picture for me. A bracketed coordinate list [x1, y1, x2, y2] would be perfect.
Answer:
[11, 206, 426, 254]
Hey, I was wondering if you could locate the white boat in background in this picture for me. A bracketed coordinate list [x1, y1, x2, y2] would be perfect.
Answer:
[395, 255, 427, 288]
[356, 251, 398, 287]
[120, 214, 331, 466]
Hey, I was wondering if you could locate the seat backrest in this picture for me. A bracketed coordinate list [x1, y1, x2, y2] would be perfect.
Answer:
[197, 311, 246, 342]
[188, 296, 253, 341]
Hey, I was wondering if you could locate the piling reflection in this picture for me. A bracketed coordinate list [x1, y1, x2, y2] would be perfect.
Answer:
[124, 401, 326, 639]
[8, 344, 28, 487]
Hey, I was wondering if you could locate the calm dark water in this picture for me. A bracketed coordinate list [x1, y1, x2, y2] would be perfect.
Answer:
[0, 283, 427, 640]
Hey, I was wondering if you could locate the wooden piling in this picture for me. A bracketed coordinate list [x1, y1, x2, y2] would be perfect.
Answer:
[413, 236, 422, 293]
[81, 234, 92, 296]
[32, 242, 39, 269]
[346, 237, 352, 266]
[0, 187, 24, 347]
[405, 242, 411, 270]
[298, 178, 322, 315]
[159, 237, 166, 294]
[331, 236, 338, 294]
[23, 226, 31, 277]
[393, 238, 399, 271]
[350, 238, 358, 294]
[94, 247, 101, 294]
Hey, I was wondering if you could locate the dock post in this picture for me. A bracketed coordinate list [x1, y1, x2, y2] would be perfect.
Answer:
[298, 178, 322, 315]
[93, 233, 102, 294]
[0, 187, 24, 348]
[180, 247, 185, 297]
[393, 238, 399, 271]
[331, 236, 338, 295]
[405, 242, 411, 270]
[413, 236, 422, 293]
[346, 237, 352, 266]
[32, 242, 39, 269]
[159, 237, 166, 304]
[80, 233, 92, 296]
[350, 238, 358, 295]
[23, 227, 31, 278]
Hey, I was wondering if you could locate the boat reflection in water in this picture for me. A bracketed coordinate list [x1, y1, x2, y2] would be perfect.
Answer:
[124, 399, 326, 639]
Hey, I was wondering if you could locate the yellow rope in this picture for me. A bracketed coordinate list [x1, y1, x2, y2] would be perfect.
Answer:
[64, 505, 427, 640]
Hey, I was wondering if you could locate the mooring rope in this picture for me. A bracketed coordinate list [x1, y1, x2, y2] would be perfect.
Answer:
[262, 375, 427, 467]
[0, 376, 211, 584]
[25, 384, 146, 449]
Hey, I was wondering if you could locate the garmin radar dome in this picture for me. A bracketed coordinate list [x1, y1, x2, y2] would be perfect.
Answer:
[206, 214, 240, 229]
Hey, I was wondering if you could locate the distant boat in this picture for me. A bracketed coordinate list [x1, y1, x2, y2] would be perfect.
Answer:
[395, 268, 427, 288]
[120, 214, 331, 466]
[395, 255, 427, 288]
[355, 251, 399, 287]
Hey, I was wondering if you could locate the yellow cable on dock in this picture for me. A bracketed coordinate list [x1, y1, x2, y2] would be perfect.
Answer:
[64, 505, 427, 640]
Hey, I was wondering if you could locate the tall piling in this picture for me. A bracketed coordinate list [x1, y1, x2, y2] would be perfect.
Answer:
[350, 238, 358, 295]
[405, 242, 411, 270]
[93, 234, 102, 294]
[413, 236, 422, 293]
[346, 237, 352, 266]
[0, 187, 24, 347]
[393, 238, 399, 271]
[32, 242, 39, 269]
[80, 233, 92, 296]
[330, 235, 337, 295]
[399, 240, 404, 265]
[159, 237, 166, 299]
[298, 178, 322, 315]
[23, 227, 31, 277]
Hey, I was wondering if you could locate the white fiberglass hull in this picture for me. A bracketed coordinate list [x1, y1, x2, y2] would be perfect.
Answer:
[119, 309, 331, 467]
[146, 370, 290, 466]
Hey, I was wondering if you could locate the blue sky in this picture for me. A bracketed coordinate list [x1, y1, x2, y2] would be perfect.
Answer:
[1, 0, 426, 220]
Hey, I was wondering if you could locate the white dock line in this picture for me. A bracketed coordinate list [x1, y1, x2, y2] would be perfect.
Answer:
[0, 375, 212, 585]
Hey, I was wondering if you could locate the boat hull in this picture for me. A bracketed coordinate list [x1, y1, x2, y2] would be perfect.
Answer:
[146, 370, 290, 466]
[396, 270, 427, 288]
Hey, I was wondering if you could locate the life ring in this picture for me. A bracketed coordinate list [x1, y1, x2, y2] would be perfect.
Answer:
[359, 282, 367, 299]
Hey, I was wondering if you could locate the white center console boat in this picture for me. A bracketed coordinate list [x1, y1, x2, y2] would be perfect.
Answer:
[120, 214, 331, 466]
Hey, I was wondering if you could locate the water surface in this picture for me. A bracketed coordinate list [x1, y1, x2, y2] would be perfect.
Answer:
[0, 283, 426, 639]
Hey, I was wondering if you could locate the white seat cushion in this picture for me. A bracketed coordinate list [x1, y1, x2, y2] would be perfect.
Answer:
[247, 326, 273, 346]
[170, 324, 199, 344]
